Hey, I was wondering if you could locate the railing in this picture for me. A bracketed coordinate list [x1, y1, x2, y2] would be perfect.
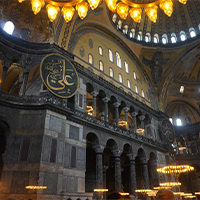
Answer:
[0, 91, 167, 151]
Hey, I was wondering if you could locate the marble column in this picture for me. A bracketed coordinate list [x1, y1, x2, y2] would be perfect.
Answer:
[113, 102, 120, 127]
[19, 69, 29, 96]
[131, 112, 138, 133]
[149, 159, 159, 187]
[103, 165, 109, 200]
[102, 97, 110, 125]
[112, 149, 122, 191]
[123, 107, 129, 130]
[128, 154, 137, 195]
[94, 145, 104, 188]
[0, 59, 12, 91]
[141, 158, 150, 188]
[91, 91, 98, 117]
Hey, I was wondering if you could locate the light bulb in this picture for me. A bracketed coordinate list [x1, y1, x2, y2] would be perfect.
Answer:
[62, 6, 75, 22]
[76, 2, 89, 19]
[129, 7, 142, 23]
[145, 6, 158, 23]
[116, 2, 129, 20]
[178, 0, 187, 4]
[46, 4, 60, 22]
[18, 0, 25, 3]
[105, 0, 117, 12]
[31, 0, 45, 15]
[160, 0, 173, 17]
[88, 0, 101, 10]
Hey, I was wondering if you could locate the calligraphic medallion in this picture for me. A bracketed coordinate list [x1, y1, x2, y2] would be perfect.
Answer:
[161, 118, 175, 144]
[40, 54, 79, 98]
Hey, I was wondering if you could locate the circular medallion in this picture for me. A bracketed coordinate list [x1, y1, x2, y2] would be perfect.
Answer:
[40, 53, 79, 98]
[161, 118, 175, 144]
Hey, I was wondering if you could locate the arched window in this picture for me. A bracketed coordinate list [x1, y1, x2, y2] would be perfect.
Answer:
[141, 89, 145, 98]
[99, 61, 104, 71]
[130, 29, 135, 38]
[127, 79, 131, 89]
[109, 67, 114, 78]
[135, 84, 138, 93]
[109, 49, 113, 62]
[117, 20, 122, 29]
[112, 14, 117, 23]
[169, 118, 173, 124]
[137, 31, 142, 41]
[124, 61, 129, 73]
[119, 74, 123, 83]
[123, 25, 128, 34]
[176, 118, 182, 126]
[153, 33, 159, 43]
[180, 31, 186, 41]
[88, 54, 93, 65]
[171, 33, 177, 43]
[162, 34, 168, 44]
[180, 85, 184, 93]
[185, 117, 191, 125]
[189, 27, 196, 38]
[133, 71, 137, 80]
[98, 46, 103, 56]
[116, 52, 121, 68]
[145, 33, 151, 42]
[3, 21, 15, 35]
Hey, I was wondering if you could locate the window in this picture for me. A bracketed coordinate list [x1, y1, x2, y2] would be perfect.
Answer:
[116, 52, 121, 68]
[171, 33, 177, 43]
[180, 31, 186, 41]
[162, 34, 168, 44]
[119, 74, 123, 83]
[135, 84, 138, 93]
[124, 61, 129, 73]
[133, 71, 137, 80]
[117, 20, 122, 29]
[112, 14, 117, 23]
[109, 49, 113, 62]
[88, 54, 93, 65]
[153, 34, 159, 43]
[176, 118, 182, 126]
[109, 67, 114, 78]
[3, 21, 15, 35]
[124, 25, 128, 34]
[137, 31, 142, 41]
[130, 32, 133, 38]
[127, 79, 131, 89]
[99, 61, 104, 71]
[98, 46, 103, 56]
[78, 93, 83, 108]
[145, 33, 151, 42]
[169, 118, 173, 124]
[180, 86, 184, 93]
[130, 29, 135, 38]
[141, 89, 145, 98]
[189, 27, 196, 38]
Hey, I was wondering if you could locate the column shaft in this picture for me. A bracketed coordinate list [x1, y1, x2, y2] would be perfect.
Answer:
[130, 159, 137, 195]
[142, 160, 150, 188]
[114, 156, 122, 191]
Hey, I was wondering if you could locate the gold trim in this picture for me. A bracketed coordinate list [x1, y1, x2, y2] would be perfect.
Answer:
[45, 0, 84, 7]
[40, 53, 79, 99]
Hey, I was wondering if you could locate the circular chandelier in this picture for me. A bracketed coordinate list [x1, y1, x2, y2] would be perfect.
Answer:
[159, 182, 181, 187]
[18, 0, 187, 23]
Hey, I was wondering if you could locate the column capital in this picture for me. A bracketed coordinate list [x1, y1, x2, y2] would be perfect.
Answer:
[94, 145, 104, 154]
[90, 91, 98, 97]
[123, 107, 129, 113]
[113, 102, 120, 108]
[112, 149, 122, 157]
[139, 115, 145, 121]
[141, 157, 148, 164]
[102, 97, 110, 103]
[131, 111, 138, 117]
[127, 153, 137, 161]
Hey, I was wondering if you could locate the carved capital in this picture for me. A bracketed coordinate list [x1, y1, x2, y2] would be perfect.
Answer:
[102, 97, 110, 103]
[94, 145, 104, 154]
[91, 91, 98, 97]
[131, 112, 138, 117]
[112, 149, 122, 157]
[139, 115, 145, 121]
[113, 102, 120, 108]
[123, 107, 129, 113]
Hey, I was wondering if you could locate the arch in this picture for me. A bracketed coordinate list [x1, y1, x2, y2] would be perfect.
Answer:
[98, 46, 103, 56]
[153, 33, 159, 43]
[171, 33, 177, 43]
[123, 25, 128, 34]
[99, 60, 104, 71]
[3, 21, 15, 35]
[119, 73, 123, 84]
[137, 31, 142, 41]
[137, 148, 146, 158]
[117, 20, 122, 29]
[109, 49, 113, 62]
[127, 79, 131, 89]
[145, 33, 151, 42]
[180, 30, 187, 41]
[112, 14, 117, 23]
[124, 61, 129, 73]
[109, 67, 114, 78]
[116, 52, 121, 68]
[189, 27, 196, 38]
[130, 29, 135, 38]
[162, 34, 168, 44]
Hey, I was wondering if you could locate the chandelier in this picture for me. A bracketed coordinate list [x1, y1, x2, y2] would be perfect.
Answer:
[18, 0, 187, 23]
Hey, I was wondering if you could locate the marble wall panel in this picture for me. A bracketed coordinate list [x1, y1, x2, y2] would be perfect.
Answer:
[57, 140, 64, 165]
[49, 116, 62, 133]
[29, 136, 43, 162]
[63, 143, 70, 168]
[41, 136, 51, 162]
[66, 176, 78, 192]
[43, 173, 58, 194]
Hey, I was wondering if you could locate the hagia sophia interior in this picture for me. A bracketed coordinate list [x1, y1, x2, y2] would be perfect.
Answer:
[0, 0, 200, 200]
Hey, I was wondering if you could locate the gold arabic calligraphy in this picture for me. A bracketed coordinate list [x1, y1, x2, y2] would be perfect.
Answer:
[45, 58, 74, 91]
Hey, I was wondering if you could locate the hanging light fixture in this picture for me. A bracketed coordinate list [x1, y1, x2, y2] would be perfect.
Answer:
[129, 7, 142, 23]
[145, 6, 158, 23]
[160, 0, 173, 17]
[62, 6, 75, 22]
[18, 0, 187, 24]
[88, 0, 101, 10]
[76, 1, 90, 19]
[46, 4, 60, 22]
[31, 0, 45, 15]
[116, 2, 129, 20]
